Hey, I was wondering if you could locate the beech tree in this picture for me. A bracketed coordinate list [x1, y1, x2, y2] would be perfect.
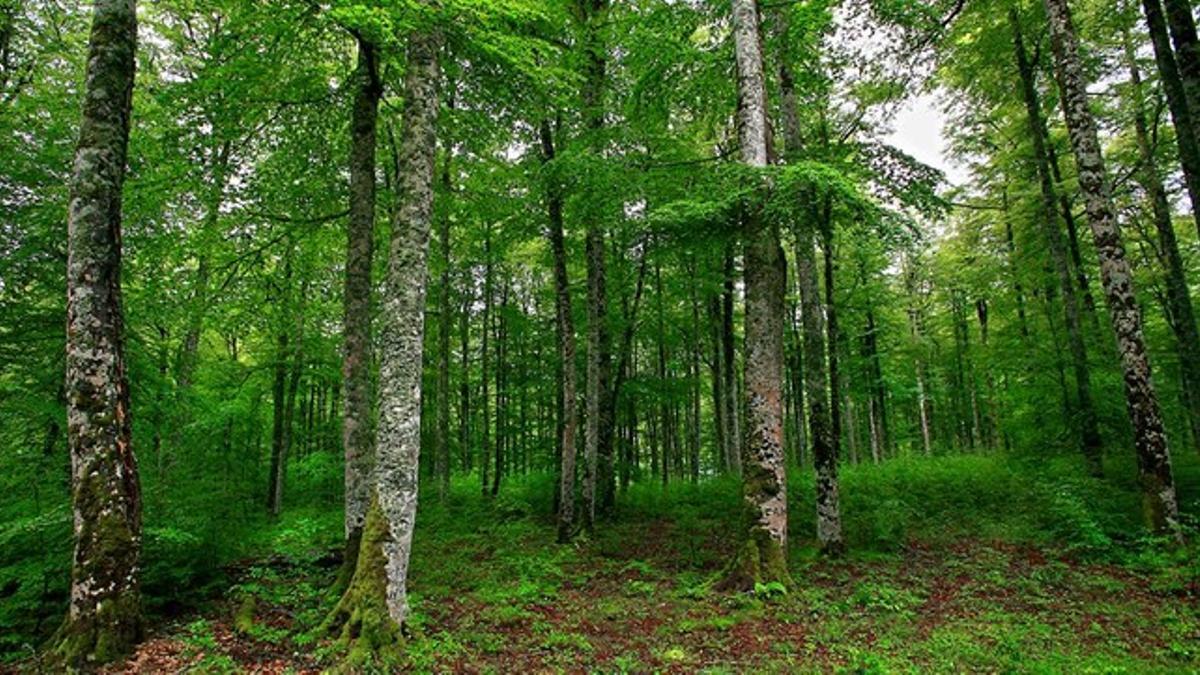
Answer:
[326, 17, 442, 653]
[1044, 0, 1180, 535]
[55, 0, 142, 666]
[724, 0, 791, 590]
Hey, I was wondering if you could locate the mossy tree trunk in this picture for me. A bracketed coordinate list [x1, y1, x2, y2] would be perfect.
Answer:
[55, 0, 143, 667]
[327, 25, 441, 662]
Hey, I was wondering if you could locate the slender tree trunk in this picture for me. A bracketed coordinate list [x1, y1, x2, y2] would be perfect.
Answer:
[340, 37, 380, 575]
[459, 287, 472, 473]
[579, 0, 613, 530]
[1124, 29, 1200, 453]
[689, 267, 703, 482]
[436, 89, 454, 502]
[1161, 0, 1200, 141]
[1011, 8, 1103, 474]
[56, 0, 142, 665]
[1142, 0, 1200, 236]
[723, 0, 789, 590]
[481, 230, 492, 496]
[1045, 0, 1181, 536]
[541, 118, 580, 543]
[708, 293, 728, 470]
[722, 244, 742, 474]
[797, 227, 842, 552]
[492, 279, 508, 497]
[327, 26, 441, 650]
[822, 227, 841, 460]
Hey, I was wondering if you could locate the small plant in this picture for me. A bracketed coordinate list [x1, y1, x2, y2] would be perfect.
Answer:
[754, 580, 788, 601]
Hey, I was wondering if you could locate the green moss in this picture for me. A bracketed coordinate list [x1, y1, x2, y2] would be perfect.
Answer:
[47, 589, 141, 671]
[718, 528, 791, 592]
[321, 498, 406, 671]
[233, 595, 256, 635]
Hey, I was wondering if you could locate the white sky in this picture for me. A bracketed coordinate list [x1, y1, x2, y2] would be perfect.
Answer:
[885, 92, 970, 188]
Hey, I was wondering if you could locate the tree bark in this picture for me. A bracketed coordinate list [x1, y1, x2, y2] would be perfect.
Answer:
[56, 0, 142, 665]
[327, 26, 441, 653]
[1011, 8, 1103, 474]
[340, 37, 380, 570]
[797, 227, 842, 553]
[723, 0, 790, 590]
[1044, 0, 1181, 536]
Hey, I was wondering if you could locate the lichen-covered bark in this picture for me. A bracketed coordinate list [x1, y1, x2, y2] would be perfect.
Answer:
[55, 0, 143, 667]
[1123, 29, 1200, 453]
[330, 26, 441, 648]
[725, 0, 789, 589]
[540, 117, 579, 543]
[1044, 0, 1181, 536]
[1010, 8, 1102, 475]
[340, 37, 381, 584]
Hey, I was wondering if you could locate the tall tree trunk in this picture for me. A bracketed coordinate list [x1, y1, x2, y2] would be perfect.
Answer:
[436, 88, 454, 502]
[822, 226, 841, 460]
[722, 244, 742, 474]
[579, 0, 614, 527]
[492, 279, 508, 497]
[274, 301, 304, 515]
[1161, 0, 1200, 141]
[773, 15, 841, 550]
[340, 37, 380, 577]
[1142, 0, 1200, 236]
[326, 26, 441, 652]
[1124, 29, 1200, 452]
[56, 0, 142, 665]
[541, 118, 580, 543]
[723, 0, 790, 590]
[1044, 0, 1181, 536]
[797, 227, 842, 552]
[708, 293, 728, 470]
[1011, 8, 1103, 474]
[481, 229, 492, 496]
[655, 263, 670, 489]
[459, 289, 472, 472]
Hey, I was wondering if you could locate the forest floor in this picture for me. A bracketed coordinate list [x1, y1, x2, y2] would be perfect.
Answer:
[9, 458, 1200, 673]
[87, 494, 1200, 672]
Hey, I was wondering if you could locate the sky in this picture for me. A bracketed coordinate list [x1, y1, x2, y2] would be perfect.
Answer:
[884, 92, 971, 189]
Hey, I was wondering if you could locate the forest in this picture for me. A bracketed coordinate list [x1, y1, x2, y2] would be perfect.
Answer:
[3, 0, 1200, 670]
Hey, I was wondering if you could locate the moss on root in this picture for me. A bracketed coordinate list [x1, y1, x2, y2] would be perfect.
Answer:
[321, 498, 405, 671]
[717, 527, 792, 593]
[47, 591, 142, 672]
